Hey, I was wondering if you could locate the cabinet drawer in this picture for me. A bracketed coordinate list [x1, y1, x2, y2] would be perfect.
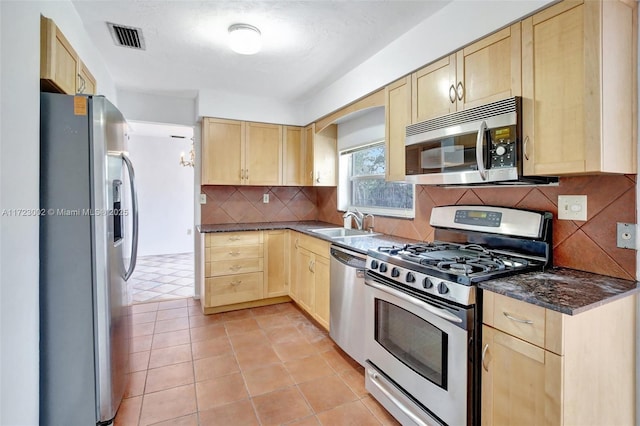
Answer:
[207, 258, 263, 277]
[209, 244, 263, 261]
[207, 231, 263, 247]
[205, 272, 264, 307]
[297, 234, 330, 258]
[484, 292, 546, 348]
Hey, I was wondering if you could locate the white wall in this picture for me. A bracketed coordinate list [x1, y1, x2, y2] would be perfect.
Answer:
[196, 88, 305, 125]
[118, 90, 197, 127]
[0, 1, 117, 424]
[303, 0, 555, 123]
[127, 134, 195, 256]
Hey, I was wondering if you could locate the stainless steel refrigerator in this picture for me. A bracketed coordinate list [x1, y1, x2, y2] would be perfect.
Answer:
[39, 93, 138, 425]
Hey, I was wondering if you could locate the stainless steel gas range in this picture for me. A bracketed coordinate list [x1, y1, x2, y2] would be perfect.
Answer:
[364, 205, 552, 426]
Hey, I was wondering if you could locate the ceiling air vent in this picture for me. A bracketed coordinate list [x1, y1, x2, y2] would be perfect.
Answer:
[107, 22, 146, 50]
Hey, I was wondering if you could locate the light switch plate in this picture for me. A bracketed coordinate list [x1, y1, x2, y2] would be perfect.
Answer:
[199, 193, 207, 204]
[557, 195, 587, 221]
[617, 223, 637, 249]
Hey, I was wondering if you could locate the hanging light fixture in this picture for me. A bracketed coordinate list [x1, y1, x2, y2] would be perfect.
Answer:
[179, 141, 195, 168]
[228, 23, 262, 55]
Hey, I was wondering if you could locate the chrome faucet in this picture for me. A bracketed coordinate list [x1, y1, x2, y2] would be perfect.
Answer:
[364, 213, 375, 233]
[343, 209, 364, 230]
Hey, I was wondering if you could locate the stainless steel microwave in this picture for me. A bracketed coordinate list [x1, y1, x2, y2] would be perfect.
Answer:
[405, 97, 556, 185]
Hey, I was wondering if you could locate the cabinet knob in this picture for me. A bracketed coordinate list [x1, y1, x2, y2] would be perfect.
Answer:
[449, 85, 456, 103]
[481, 344, 490, 372]
[456, 81, 464, 101]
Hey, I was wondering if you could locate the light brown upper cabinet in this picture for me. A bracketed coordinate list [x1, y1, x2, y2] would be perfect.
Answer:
[385, 76, 412, 181]
[283, 126, 305, 186]
[40, 16, 97, 95]
[412, 23, 521, 123]
[303, 123, 338, 186]
[201, 118, 283, 185]
[245, 122, 283, 185]
[522, 0, 637, 176]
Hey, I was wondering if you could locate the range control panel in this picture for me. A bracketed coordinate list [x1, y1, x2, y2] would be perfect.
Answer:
[454, 210, 502, 227]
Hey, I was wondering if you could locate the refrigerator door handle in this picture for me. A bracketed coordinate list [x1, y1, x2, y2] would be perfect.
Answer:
[121, 153, 139, 280]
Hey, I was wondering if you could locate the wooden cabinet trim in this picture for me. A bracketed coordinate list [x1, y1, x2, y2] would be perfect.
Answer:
[315, 89, 385, 132]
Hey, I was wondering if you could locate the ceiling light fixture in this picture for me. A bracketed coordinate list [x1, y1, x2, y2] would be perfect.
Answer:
[228, 24, 262, 55]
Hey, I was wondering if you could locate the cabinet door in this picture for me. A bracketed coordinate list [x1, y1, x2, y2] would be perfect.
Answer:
[296, 247, 314, 314]
[202, 118, 243, 185]
[245, 122, 282, 185]
[521, 2, 586, 176]
[289, 232, 300, 302]
[303, 125, 315, 186]
[385, 76, 412, 182]
[481, 326, 561, 426]
[412, 55, 457, 123]
[312, 255, 330, 331]
[264, 230, 288, 297]
[313, 124, 337, 186]
[40, 16, 80, 95]
[78, 61, 97, 95]
[283, 126, 304, 186]
[456, 23, 521, 110]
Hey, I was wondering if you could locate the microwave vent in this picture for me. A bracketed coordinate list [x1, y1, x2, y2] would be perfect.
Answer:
[407, 97, 519, 137]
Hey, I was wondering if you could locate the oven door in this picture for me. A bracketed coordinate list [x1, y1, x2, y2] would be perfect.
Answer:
[364, 274, 471, 426]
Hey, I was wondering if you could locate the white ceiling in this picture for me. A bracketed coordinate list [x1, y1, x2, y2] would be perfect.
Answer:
[72, 0, 450, 102]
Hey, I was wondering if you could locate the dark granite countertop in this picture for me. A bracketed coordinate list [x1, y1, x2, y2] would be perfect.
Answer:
[198, 223, 639, 315]
[197, 221, 417, 255]
[479, 267, 640, 315]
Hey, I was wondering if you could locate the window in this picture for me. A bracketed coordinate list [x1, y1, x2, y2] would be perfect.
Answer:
[338, 141, 414, 218]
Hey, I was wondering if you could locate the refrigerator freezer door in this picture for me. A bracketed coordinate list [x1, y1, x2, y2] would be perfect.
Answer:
[39, 93, 134, 425]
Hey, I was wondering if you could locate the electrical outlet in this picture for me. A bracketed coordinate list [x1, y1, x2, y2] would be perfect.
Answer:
[557, 195, 587, 221]
[199, 193, 206, 204]
[617, 223, 637, 249]
[263, 193, 269, 203]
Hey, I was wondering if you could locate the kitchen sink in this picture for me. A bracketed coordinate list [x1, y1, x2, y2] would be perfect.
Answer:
[310, 227, 379, 238]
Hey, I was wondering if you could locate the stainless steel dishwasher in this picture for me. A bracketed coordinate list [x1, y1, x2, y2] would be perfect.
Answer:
[329, 245, 366, 366]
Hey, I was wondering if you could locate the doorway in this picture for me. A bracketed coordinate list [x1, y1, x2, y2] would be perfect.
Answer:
[126, 121, 195, 304]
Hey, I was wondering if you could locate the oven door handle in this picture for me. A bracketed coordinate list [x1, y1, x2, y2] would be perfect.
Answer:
[367, 369, 430, 426]
[366, 280, 462, 324]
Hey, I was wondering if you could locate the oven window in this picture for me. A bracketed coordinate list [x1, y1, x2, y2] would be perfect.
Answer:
[374, 299, 447, 389]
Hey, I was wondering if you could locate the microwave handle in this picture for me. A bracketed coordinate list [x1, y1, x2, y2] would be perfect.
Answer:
[475, 120, 488, 181]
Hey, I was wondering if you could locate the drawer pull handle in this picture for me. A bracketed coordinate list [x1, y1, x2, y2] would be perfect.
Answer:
[503, 311, 534, 324]
[228, 236, 241, 241]
[230, 280, 242, 286]
[481, 344, 490, 372]
[229, 251, 240, 256]
[229, 265, 241, 271]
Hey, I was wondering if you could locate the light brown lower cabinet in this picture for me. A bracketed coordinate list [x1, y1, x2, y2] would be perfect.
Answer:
[288, 231, 331, 331]
[201, 231, 289, 314]
[481, 291, 636, 426]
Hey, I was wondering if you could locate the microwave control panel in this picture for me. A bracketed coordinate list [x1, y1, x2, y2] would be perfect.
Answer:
[488, 126, 516, 168]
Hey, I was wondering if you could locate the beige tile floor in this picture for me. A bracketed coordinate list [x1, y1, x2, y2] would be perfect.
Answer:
[117, 299, 400, 426]
[129, 253, 194, 304]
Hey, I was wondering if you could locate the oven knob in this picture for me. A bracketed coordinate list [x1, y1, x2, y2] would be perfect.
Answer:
[437, 282, 449, 294]
[391, 267, 400, 278]
[422, 277, 434, 289]
[406, 272, 416, 283]
[379, 263, 388, 273]
[370, 260, 379, 270]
